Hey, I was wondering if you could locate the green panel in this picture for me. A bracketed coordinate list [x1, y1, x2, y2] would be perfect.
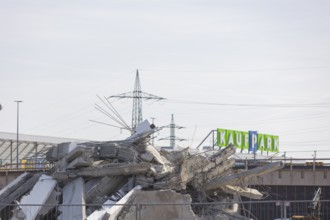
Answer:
[217, 128, 228, 147]
[265, 135, 273, 152]
[242, 131, 249, 149]
[258, 133, 280, 152]
[217, 128, 279, 152]
[272, 135, 280, 152]
[226, 129, 235, 146]
[217, 128, 248, 149]
[258, 134, 265, 151]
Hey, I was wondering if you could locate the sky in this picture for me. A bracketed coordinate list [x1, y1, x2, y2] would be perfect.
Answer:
[1, 0, 330, 158]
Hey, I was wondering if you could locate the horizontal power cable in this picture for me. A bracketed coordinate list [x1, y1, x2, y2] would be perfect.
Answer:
[168, 99, 330, 108]
[141, 66, 330, 73]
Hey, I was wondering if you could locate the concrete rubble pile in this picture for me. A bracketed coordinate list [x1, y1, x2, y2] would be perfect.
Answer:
[0, 120, 283, 220]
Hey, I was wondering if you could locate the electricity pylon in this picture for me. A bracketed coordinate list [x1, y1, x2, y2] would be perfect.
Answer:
[159, 114, 185, 149]
[108, 70, 165, 133]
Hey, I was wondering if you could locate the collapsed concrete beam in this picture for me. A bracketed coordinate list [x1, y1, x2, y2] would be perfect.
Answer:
[38, 190, 59, 216]
[104, 185, 142, 220]
[94, 143, 119, 158]
[87, 185, 142, 220]
[221, 185, 263, 200]
[210, 144, 236, 165]
[60, 177, 86, 220]
[192, 158, 235, 188]
[0, 174, 39, 212]
[126, 120, 155, 143]
[150, 164, 174, 180]
[54, 146, 93, 171]
[0, 172, 32, 203]
[135, 175, 155, 188]
[46, 142, 79, 162]
[206, 158, 235, 180]
[53, 162, 152, 180]
[160, 148, 188, 166]
[203, 162, 283, 191]
[118, 147, 139, 162]
[67, 157, 93, 169]
[152, 176, 182, 191]
[94, 145, 139, 162]
[145, 145, 166, 165]
[13, 174, 57, 220]
[86, 176, 127, 204]
[75, 162, 151, 177]
[180, 155, 210, 187]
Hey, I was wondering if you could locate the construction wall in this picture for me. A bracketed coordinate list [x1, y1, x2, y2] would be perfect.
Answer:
[243, 185, 330, 220]
[250, 167, 330, 186]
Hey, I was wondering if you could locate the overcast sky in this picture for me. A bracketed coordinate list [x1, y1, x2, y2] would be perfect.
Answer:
[1, 0, 330, 158]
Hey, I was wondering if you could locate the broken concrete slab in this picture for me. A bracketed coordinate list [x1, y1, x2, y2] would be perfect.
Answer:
[126, 120, 155, 142]
[210, 144, 236, 165]
[178, 155, 210, 190]
[118, 147, 139, 162]
[119, 190, 198, 220]
[135, 175, 154, 188]
[67, 156, 93, 169]
[145, 144, 166, 165]
[13, 174, 57, 220]
[0, 174, 39, 212]
[221, 185, 263, 200]
[60, 177, 86, 220]
[0, 172, 32, 203]
[53, 162, 152, 180]
[203, 162, 284, 191]
[104, 185, 142, 220]
[87, 185, 142, 220]
[38, 189, 59, 216]
[192, 158, 235, 188]
[54, 146, 93, 171]
[160, 147, 188, 166]
[74, 162, 152, 177]
[86, 176, 127, 204]
[140, 151, 154, 162]
[46, 142, 79, 162]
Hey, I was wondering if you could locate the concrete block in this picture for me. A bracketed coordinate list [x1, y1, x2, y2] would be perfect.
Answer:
[16, 174, 57, 220]
[62, 177, 86, 220]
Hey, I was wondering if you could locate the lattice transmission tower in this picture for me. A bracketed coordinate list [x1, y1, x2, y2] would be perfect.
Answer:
[159, 114, 185, 149]
[108, 70, 165, 133]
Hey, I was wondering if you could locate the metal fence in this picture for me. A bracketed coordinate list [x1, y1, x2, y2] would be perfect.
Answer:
[0, 200, 329, 220]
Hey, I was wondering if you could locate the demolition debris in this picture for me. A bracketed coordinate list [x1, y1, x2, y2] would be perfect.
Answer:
[0, 120, 283, 220]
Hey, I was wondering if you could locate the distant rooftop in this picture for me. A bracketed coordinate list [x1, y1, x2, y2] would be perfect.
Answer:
[0, 132, 90, 165]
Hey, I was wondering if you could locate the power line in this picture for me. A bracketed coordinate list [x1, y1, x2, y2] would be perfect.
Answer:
[168, 99, 330, 108]
[141, 66, 330, 73]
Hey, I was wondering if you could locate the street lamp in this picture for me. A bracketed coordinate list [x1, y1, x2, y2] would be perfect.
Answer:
[14, 101, 22, 168]
[151, 117, 156, 146]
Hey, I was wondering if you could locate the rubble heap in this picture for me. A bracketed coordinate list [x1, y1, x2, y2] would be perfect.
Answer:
[0, 120, 283, 220]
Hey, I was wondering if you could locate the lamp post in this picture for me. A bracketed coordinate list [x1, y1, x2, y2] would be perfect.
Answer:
[14, 101, 22, 168]
[151, 117, 156, 146]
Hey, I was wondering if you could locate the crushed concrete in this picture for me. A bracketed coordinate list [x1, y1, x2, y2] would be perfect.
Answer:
[119, 190, 198, 220]
[0, 120, 284, 220]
